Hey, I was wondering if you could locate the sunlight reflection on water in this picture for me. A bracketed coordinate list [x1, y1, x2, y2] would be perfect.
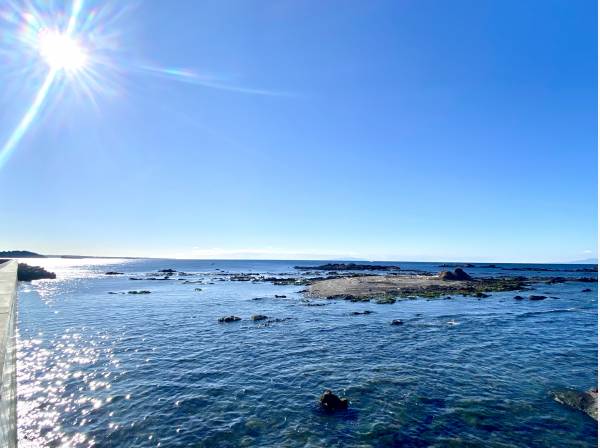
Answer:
[16, 258, 598, 447]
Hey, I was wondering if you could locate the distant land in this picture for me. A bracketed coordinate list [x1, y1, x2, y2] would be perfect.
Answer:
[0, 250, 137, 259]
[569, 258, 598, 264]
[0, 250, 46, 258]
[0, 250, 597, 264]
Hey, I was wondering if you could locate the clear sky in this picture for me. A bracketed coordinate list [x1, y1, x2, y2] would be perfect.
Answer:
[0, 0, 597, 262]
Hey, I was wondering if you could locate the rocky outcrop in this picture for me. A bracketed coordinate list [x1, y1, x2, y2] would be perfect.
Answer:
[320, 390, 348, 412]
[439, 268, 472, 281]
[553, 389, 598, 420]
[16, 263, 56, 281]
[296, 263, 403, 272]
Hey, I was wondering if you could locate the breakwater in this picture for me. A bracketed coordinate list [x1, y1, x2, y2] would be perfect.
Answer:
[0, 260, 17, 447]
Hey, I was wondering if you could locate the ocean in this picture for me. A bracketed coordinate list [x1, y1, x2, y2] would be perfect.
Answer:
[15, 258, 598, 447]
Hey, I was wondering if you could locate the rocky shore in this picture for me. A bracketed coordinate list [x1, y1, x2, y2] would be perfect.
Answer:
[13, 263, 56, 281]
[308, 269, 529, 301]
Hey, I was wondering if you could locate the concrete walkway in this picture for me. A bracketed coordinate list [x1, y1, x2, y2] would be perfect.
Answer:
[0, 260, 17, 447]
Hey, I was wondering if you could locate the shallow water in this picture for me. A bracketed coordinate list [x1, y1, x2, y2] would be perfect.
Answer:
[16, 259, 598, 447]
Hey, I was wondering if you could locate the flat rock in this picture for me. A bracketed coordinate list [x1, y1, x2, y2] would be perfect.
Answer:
[553, 389, 598, 420]
[218, 316, 241, 323]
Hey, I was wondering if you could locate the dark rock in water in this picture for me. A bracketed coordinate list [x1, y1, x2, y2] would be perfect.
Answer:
[218, 316, 241, 323]
[582, 288, 592, 292]
[159, 269, 177, 273]
[320, 390, 348, 412]
[575, 277, 598, 283]
[514, 295, 525, 300]
[351, 310, 373, 315]
[529, 295, 547, 300]
[194, 288, 202, 292]
[105, 271, 123, 275]
[128, 290, 151, 294]
[129, 277, 143, 280]
[274, 295, 287, 298]
[391, 319, 404, 325]
[439, 268, 472, 281]
[17, 263, 56, 281]
[439, 263, 474, 268]
[251, 314, 268, 321]
[546, 277, 566, 284]
[375, 296, 396, 304]
[296, 263, 403, 272]
[108, 292, 118, 294]
[475, 292, 490, 298]
[553, 389, 598, 420]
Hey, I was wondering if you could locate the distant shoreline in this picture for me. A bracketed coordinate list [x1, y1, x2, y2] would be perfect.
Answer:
[0, 250, 596, 265]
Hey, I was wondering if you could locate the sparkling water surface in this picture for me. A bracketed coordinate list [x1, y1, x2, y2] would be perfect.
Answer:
[16, 259, 598, 447]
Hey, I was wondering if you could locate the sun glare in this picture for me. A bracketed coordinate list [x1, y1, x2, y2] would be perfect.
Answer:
[38, 29, 87, 72]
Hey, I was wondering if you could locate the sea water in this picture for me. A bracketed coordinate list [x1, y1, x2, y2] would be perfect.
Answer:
[16, 259, 598, 447]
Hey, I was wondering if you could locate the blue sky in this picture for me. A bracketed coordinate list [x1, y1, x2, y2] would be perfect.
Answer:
[0, 0, 597, 262]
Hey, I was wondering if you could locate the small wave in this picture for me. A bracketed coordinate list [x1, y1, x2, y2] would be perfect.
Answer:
[516, 308, 577, 318]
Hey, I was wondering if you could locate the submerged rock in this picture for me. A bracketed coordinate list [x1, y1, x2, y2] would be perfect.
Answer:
[582, 288, 592, 292]
[439, 268, 472, 281]
[105, 271, 123, 275]
[17, 263, 56, 281]
[159, 269, 177, 273]
[553, 389, 598, 420]
[274, 295, 287, 298]
[375, 296, 396, 304]
[128, 290, 151, 294]
[391, 319, 404, 325]
[351, 310, 373, 315]
[218, 316, 241, 323]
[251, 314, 268, 321]
[514, 295, 525, 300]
[475, 292, 490, 298]
[320, 390, 348, 412]
[529, 295, 547, 301]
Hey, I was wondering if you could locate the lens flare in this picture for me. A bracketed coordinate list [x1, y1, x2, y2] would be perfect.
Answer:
[38, 29, 87, 72]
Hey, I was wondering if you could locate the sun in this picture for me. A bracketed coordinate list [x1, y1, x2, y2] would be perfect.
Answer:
[37, 29, 87, 73]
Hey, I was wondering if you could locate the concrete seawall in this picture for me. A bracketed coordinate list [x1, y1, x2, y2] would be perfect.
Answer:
[0, 260, 17, 447]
